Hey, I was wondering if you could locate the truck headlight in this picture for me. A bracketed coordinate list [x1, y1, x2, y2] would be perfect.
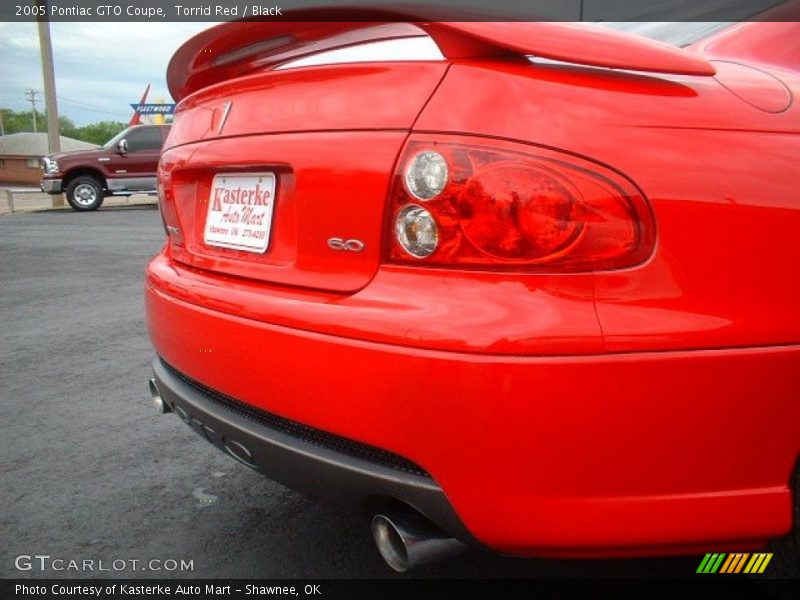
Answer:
[43, 158, 59, 175]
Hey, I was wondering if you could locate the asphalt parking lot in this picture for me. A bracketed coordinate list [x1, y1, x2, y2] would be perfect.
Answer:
[1, 207, 797, 580]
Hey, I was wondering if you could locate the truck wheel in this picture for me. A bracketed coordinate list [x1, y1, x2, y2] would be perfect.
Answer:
[65, 176, 104, 211]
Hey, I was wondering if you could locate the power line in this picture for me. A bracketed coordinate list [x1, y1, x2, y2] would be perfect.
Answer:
[24, 89, 41, 132]
[57, 95, 129, 118]
[2, 93, 133, 120]
[2, 93, 128, 113]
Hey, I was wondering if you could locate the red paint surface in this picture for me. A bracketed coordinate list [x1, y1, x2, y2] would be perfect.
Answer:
[149, 21, 800, 555]
[167, 15, 716, 100]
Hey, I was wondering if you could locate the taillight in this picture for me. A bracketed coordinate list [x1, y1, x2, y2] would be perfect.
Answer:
[387, 135, 654, 271]
[157, 168, 184, 247]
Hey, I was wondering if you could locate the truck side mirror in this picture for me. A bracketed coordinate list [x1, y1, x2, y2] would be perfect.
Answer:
[117, 139, 128, 155]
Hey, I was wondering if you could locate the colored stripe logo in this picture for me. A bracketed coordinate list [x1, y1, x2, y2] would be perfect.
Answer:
[697, 553, 773, 574]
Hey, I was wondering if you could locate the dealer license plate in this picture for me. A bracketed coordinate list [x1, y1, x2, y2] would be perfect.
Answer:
[204, 173, 276, 253]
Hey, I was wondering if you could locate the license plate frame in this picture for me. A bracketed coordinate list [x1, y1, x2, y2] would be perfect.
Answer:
[203, 172, 277, 254]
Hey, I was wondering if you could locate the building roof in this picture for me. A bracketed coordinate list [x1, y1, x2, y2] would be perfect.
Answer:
[0, 132, 98, 157]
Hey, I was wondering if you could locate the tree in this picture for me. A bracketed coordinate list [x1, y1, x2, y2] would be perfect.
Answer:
[0, 108, 126, 146]
[0, 108, 45, 134]
[58, 115, 78, 139]
[75, 121, 126, 145]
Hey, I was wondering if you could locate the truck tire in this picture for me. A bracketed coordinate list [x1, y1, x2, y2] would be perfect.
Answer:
[65, 175, 104, 211]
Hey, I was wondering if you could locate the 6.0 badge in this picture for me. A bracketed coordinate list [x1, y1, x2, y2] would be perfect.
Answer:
[327, 238, 365, 252]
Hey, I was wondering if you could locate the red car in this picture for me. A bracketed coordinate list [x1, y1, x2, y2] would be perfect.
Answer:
[146, 9, 800, 572]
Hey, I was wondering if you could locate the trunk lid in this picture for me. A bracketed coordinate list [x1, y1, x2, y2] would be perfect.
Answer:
[160, 62, 447, 293]
[160, 16, 717, 293]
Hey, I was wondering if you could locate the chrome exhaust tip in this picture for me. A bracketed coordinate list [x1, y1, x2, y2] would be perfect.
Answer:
[149, 378, 171, 414]
[371, 512, 466, 572]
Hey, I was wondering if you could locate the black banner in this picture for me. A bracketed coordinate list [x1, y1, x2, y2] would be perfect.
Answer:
[3, 579, 800, 600]
[1, 0, 796, 22]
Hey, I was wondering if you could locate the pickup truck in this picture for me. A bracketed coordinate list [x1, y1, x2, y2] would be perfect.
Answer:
[41, 124, 170, 211]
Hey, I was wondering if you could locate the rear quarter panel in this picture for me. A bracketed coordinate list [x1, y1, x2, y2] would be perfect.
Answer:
[415, 58, 800, 351]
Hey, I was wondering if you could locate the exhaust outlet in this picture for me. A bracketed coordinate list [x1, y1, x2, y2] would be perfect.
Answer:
[149, 378, 171, 414]
[371, 511, 466, 572]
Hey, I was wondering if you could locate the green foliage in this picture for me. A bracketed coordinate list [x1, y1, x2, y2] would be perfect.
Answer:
[0, 108, 126, 146]
[0, 108, 44, 134]
[58, 115, 78, 138]
[74, 121, 127, 146]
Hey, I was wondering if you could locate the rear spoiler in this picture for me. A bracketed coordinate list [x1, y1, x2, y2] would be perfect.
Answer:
[168, 8, 716, 101]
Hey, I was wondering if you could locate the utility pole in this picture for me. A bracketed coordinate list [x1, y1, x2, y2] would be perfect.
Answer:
[37, 0, 60, 154]
[0, 110, 5, 136]
[36, 0, 62, 207]
[24, 89, 40, 132]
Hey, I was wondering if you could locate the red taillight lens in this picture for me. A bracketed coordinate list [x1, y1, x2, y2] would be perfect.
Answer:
[157, 168, 184, 248]
[387, 135, 654, 271]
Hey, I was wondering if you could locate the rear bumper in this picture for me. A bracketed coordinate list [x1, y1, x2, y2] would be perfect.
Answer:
[40, 178, 62, 194]
[145, 255, 800, 557]
[151, 356, 472, 541]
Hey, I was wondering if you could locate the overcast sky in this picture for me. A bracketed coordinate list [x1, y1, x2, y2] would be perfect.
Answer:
[0, 22, 215, 125]
[0, 22, 446, 128]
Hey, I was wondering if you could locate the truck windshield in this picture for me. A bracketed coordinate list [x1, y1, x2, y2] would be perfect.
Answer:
[103, 128, 132, 149]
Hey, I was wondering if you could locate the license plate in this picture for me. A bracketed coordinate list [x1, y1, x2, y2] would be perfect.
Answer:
[204, 173, 276, 253]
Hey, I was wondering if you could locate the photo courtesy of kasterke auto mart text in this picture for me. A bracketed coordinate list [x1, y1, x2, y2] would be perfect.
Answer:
[15, 584, 236, 596]
[144, 1, 800, 575]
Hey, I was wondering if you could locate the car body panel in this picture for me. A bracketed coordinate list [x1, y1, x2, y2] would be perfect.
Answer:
[692, 19, 800, 72]
[147, 280, 799, 554]
[167, 16, 716, 101]
[162, 132, 409, 292]
[147, 254, 603, 356]
[147, 19, 800, 556]
[710, 61, 792, 113]
[102, 142, 161, 188]
[161, 63, 448, 292]
[168, 62, 448, 145]
[413, 59, 800, 352]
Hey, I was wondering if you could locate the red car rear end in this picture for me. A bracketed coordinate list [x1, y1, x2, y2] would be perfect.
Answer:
[146, 14, 800, 570]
